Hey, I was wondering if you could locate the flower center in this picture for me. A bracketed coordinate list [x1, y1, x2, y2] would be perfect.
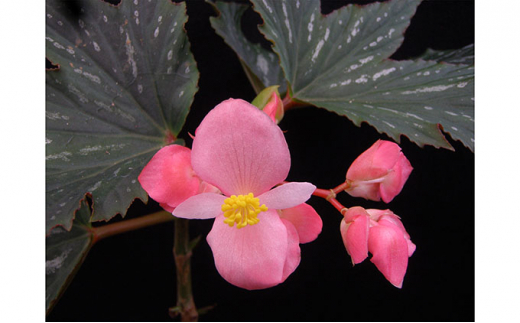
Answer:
[221, 193, 268, 229]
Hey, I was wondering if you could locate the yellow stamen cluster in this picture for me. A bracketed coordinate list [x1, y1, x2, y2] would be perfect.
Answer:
[221, 193, 268, 229]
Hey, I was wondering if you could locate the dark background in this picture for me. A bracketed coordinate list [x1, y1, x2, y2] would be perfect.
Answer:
[47, 0, 474, 321]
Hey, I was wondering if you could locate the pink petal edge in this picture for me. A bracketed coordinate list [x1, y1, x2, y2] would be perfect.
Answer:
[280, 219, 301, 282]
[279, 203, 322, 244]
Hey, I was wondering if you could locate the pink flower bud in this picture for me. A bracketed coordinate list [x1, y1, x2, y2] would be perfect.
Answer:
[340, 207, 415, 288]
[251, 85, 284, 123]
[262, 91, 284, 123]
[345, 140, 413, 203]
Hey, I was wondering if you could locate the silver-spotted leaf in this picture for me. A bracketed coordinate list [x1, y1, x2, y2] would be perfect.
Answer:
[252, 0, 474, 151]
[46, 200, 93, 314]
[418, 44, 474, 65]
[208, 0, 286, 94]
[46, 0, 198, 233]
[305, 59, 474, 150]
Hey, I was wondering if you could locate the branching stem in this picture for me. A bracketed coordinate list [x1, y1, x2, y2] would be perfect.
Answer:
[312, 182, 350, 215]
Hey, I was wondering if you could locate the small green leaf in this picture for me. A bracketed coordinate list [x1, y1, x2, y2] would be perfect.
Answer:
[208, 0, 286, 94]
[251, 85, 280, 108]
[252, 0, 474, 151]
[46, 200, 93, 314]
[46, 0, 198, 233]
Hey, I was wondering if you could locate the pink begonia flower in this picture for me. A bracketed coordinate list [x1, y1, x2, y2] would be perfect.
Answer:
[340, 207, 416, 288]
[173, 98, 320, 290]
[345, 140, 413, 203]
[138, 145, 219, 213]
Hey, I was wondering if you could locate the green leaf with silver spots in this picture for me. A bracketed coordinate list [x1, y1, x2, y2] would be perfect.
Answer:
[208, 0, 286, 94]
[46, 0, 198, 233]
[46, 200, 93, 314]
[251, 0, 474, 151]
[417, 44, 474, 65]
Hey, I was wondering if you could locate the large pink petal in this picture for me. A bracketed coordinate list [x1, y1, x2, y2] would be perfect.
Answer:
[138, 145, 200, 207]
[280, 219, 301, 282]
[173, 193, 226, 219]
[368, 224, 409, 288]
[191, 99, 290, 196]
[206, 209, 288, 290]
[258, 182, 316, 210]
[279, 203, 322, 244]
[340, 207, 369, 265]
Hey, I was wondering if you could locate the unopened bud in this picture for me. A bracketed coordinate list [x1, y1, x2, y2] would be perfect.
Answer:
[251, 85, 284, 123]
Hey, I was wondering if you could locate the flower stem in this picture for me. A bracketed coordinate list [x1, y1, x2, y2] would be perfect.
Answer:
[332, 181, 350, 194]
[328, 198, 347, 214]
[91, 210, 174, 243]
[312, 184, 349, 216]
[312, 188, 334, 199]
[170, 218, 199, 322]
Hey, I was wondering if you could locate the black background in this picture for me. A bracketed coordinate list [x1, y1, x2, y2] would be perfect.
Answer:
[47, 0, 474, 321]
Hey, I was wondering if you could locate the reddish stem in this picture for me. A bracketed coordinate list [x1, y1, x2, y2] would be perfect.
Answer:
[311, 183, 349, 216]
[282, 91, 306, 111]
[313, 188, 333, 199]
[332, 182, 350, 194]
[91, 210, 173, 244]
[328, 198, 347, 214]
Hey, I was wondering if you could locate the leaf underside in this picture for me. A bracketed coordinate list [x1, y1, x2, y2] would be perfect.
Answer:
[46, 0, 198, 233]
[249, 0, 474, 151]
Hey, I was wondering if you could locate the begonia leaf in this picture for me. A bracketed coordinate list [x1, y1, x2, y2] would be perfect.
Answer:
[208, 0, 286, 94]
[46, 200, 93, 314]
[46, 0, 198, 233]
[251, 0, 474, 151]
[417, 43, 474, 65]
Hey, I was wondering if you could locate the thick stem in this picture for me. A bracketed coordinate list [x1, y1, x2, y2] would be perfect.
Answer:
[91, 210, 173, 244]
[170, 218, 198, 322]
[282, 90, 306, 111]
